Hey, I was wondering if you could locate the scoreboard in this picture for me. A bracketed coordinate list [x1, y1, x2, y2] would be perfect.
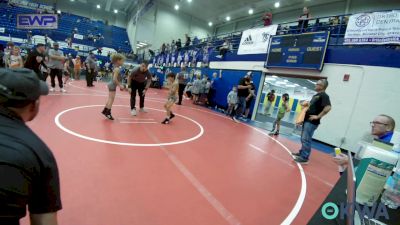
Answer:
[265, 31, 330, 71]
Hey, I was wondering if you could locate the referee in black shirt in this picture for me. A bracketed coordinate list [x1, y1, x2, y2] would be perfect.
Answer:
[0, 68, 62, 225]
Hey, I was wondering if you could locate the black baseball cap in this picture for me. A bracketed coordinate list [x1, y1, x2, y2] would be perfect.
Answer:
[0, 68, 49, 104]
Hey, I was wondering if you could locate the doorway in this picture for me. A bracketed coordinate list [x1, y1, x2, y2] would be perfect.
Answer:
[254, 74, 319, 135]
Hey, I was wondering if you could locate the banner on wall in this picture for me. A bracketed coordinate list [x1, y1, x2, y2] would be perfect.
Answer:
[0, 28, 5, 33]
[9, 0, 55, 13]
[344, 10, 400, 45]
[73, 34, 84, 40]
[17, 14, 58, 29]
[237, 25, 278, 55]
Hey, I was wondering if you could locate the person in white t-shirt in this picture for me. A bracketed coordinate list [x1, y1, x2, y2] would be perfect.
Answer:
[8, 46, 23, 69]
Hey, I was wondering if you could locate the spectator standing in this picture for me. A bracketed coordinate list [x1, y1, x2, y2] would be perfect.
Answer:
[73, 55, 81, 80]
[177, 66, 189, 105]
[293, 79, 331, 164]
[127, 61, 152, 116]
[262, 12, 273, 26]
[85, 52, 96, 87]
[3, 42, 14, 68]
[298, 7, 312, 32]
[24, 43, 47, 80]
[264, 89, 275, 115]
[0, 68, 62, 225]
[191, 74, 202, 104]
[48, 42, 66, 92]
[161, 43, 166, 55]
[207, 72, 219, 107]
[185, 34, 191, 47]
[269, 93, 290, 135]
[8, 46, 23, 68]
[232, 73, 252, 123]
[244, 82, 256, 119]
[176, 39, 182, 51]
[227, 86, 238, 116]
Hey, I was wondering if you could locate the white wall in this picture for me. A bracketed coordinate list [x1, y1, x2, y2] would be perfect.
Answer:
[210, 61, 400, 152]
[127, 2, 213, 52]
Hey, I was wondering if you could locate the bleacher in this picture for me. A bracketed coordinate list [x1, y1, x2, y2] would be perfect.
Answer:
[151, 12, 371, 66]
[0, 2, 132, 54]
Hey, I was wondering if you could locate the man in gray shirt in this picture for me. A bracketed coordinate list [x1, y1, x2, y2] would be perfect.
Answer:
[85, 52, 96, 87]
[48, 42, 66, 92]
[127, 61, 152, 116]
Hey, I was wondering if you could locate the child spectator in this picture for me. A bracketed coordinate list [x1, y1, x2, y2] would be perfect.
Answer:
[227, 86, 238, 116]
[270, 93, 290, 135]
[8, 46, 23, 68]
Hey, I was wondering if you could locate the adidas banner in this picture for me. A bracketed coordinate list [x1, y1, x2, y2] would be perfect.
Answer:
[238, 25, 278, 55]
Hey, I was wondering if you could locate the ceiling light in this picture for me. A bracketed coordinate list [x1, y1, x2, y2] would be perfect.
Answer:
[248, 9, 254, 15]
[174, 4, 179, 10]
[294, 84, 299, 86]
[114, 9, 118, 13]
[57, 10, 61, 14]
[272, 75, 278, 78]
[70, 0, 75, 2]
[284, 79, 289, 82]
[226, 16, 231, 21]
[208, 22, 213, 27]
[286, 84, 296, 88]
[274, 2, 280, 8]
[187, 0, 192, 2]
[303, 87, 307, 89]
[96, 4, 101, 9]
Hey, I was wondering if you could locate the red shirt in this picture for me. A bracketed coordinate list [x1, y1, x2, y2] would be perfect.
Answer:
[263, 13, 272, 26]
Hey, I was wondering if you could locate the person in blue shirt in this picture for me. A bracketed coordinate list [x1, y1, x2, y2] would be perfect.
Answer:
[333, 114, 396, 167]
[370, 114, 395, 142]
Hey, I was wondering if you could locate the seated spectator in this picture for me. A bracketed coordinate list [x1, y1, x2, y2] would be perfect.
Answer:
[216, 39, 231, 59]
[262, 12, 273, 26]
[193, 36, 200, 46]
[298, 7, 312, 32]
[333, 114, 396, 169]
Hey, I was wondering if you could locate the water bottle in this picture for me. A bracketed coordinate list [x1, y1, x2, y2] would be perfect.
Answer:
[334, 148, 345, 173]
[381, 168, 400, 209]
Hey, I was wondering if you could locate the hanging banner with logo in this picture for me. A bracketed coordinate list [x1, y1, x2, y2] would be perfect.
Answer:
[237, 25, 278, 55]
[344, 10, 400, 45]
[0, 28, 5, 33]
[9, 0, 55, 13]
[17, 14, 58, 29]
[74, 33, 84, 40]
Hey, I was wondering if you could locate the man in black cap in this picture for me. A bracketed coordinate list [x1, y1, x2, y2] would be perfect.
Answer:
[24, 43, 48, 81]
[0, 68, 62, 225]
